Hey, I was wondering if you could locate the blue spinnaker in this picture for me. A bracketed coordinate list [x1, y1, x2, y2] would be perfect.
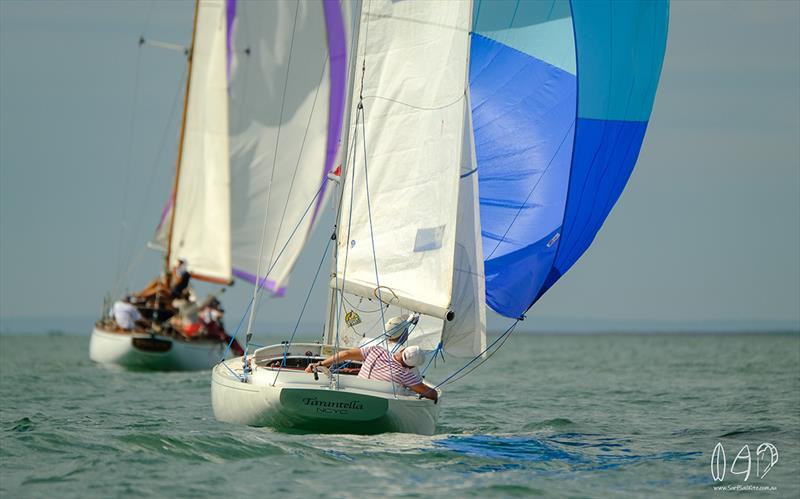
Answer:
[471, 0, 669, 318]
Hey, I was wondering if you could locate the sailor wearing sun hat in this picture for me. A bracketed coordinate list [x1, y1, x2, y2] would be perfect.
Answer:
[305, 319, 438, 402]
[383, 313, 420, 343]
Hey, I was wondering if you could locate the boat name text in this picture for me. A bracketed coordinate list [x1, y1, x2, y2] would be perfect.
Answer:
[302, 397, 364, 410]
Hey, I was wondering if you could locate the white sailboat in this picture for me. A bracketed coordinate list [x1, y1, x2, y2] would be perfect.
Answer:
[211, 0, 483, 435]
[212, 0, 670, 434]
[91, 0, 237, 371]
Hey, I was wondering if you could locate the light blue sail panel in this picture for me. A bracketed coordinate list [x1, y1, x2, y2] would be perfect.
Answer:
[571, 0, 670, 122]
[471, 0, 669, 318]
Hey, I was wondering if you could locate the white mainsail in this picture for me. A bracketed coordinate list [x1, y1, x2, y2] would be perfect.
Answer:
[326, 99, 486, 358]
[227, 0, 342, 293]
[333, 0, 472, 320]
[166, 0, 231, 282]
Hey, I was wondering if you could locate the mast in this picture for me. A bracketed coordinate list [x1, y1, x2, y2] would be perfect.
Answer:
[323, 0, 363, 345]
[164, 0, 201, 286]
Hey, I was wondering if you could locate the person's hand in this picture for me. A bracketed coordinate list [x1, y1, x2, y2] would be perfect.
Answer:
[305, 362, 319, 373]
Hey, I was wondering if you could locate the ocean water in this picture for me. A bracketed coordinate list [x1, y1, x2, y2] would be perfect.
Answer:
[1, 332, 798, 498]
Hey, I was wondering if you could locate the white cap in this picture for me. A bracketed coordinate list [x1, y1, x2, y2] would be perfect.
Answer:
[401, 346, 425, 367]
[384, 315, 411, 342]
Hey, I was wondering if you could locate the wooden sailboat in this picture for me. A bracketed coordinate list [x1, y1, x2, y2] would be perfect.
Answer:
[92, 0, 345, 371]
[91, 0, 236, 371]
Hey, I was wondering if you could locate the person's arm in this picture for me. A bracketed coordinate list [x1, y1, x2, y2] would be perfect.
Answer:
[408, 382, 438, 403]
[304, 348, 364, 373]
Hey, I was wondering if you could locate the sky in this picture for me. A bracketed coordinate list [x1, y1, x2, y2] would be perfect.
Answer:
[1, 0, 798, 335]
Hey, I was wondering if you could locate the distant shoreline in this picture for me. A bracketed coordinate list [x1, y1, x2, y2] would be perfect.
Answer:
[1, 315, 797, 338]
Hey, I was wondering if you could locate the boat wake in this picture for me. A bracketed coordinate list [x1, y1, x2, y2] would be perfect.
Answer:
[433, 433, 701, 474]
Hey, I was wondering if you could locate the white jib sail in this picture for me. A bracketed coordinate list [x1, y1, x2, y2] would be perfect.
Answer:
[333, 0, 472, 321]
[228, 0, 336, 293]
[168, 0, 231, 282]
[440, 94, 487, 358]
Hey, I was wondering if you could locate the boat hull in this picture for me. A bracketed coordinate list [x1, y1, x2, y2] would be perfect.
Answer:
[89, 326, 228, 371]
[211, 358, 439, 435]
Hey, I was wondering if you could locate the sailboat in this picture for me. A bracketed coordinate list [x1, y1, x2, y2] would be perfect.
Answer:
[90, 0, 234, 370]
[211, 0, 669, 434]
[91, 0, 338, 371]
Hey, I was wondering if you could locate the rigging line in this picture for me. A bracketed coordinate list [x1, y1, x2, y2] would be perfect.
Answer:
[112, 67, 187, 299]
[432, 319, 519, 391]
[360, 102, 396, 399]
[272, 235, 333, 385]
[243, 0, 302, 361]
[245, 177, 328, 343]
[420, 341, 443, 376]
[112, 245, 148, 301]
[341, 293, 383, 313]
[358, 93, 466, 112]
[330, 320, 413, 373]
[439, 322, 516, 388]
[333, 104, 362, 388]
[484, 119, 576, 262]
[112, 32, 147, 293]
[220, 296, 254, 380]
[223, 178, 329, 378]
[509, 0, 521, 29]
[357, 0, 373, 102]
[265, 54, 330, 273]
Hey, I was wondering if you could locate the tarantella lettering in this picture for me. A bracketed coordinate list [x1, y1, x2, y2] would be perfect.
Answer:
[301, 397, 364, 410]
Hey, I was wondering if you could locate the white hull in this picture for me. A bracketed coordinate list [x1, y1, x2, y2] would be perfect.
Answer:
[90, 326, 230, 371]
[211, 345, 439, 435]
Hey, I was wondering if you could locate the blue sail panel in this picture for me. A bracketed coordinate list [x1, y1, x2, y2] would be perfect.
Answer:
[470, 34, 576, 318]
[539, 0, 669, 296]
[540, 118, 648, 298]
[470, 0, 669, 318]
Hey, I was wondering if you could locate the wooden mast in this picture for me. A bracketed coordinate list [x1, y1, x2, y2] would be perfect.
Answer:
[164, 0, 201, 287]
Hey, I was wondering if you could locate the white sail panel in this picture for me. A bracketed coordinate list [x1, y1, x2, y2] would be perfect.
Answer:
[327, 99, 486, 358]
[228, 0, 341, 293]
[325, 294, 443, 350]
[169, 0, 231, 282]
[335, 0, 471, 320]
[440, 97, 486, 357]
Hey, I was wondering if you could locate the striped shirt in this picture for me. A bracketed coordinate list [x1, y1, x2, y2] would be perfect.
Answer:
[358, 345, 422, 386]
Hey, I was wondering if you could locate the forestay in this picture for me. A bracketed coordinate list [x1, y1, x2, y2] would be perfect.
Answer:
[227, 0, 346, 294]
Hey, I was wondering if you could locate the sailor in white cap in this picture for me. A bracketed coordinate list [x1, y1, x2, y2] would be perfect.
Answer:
[387, 313, 419, 342]
[306, 320, 437, 402]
